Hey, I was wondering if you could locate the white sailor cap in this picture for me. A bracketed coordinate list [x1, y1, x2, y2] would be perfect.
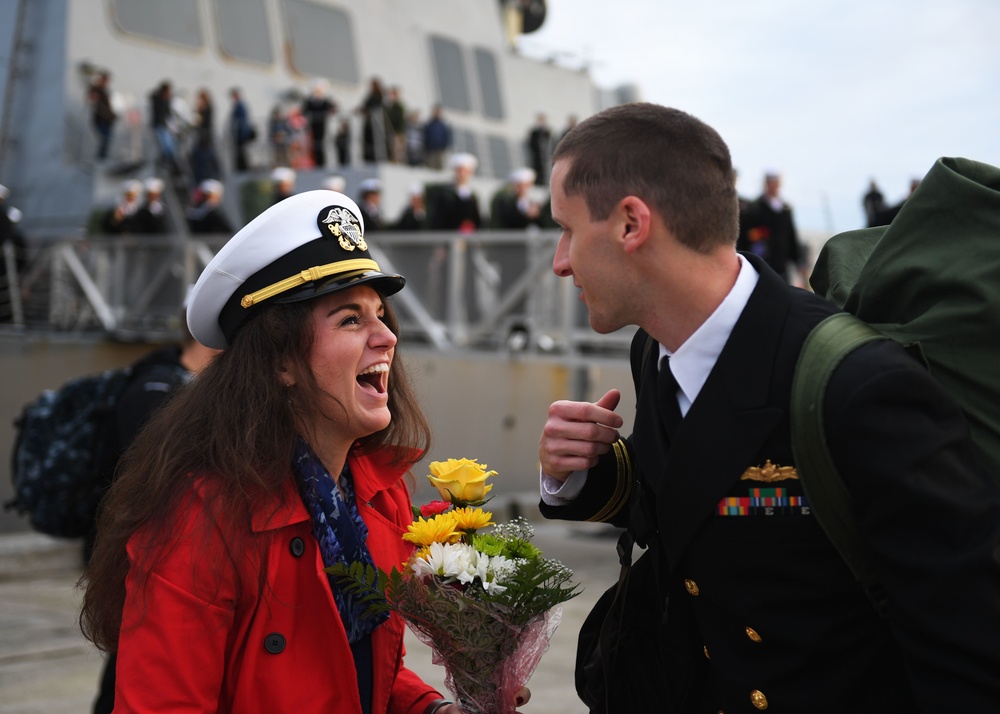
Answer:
[359, 178, 382, 194]
[509, 167, 536, 185]
[187, 190, 405, 349]
[122, 179, 143, 196]
[310, 77, 330, 95]
[144, 177, 165, 194]
[200, 179, 224, 196]
[449, 152, 478, 171]
[322, 175, 347, 193]
[271, 166, 296, 184]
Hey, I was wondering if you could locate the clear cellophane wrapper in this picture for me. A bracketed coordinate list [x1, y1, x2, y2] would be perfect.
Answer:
[395, 575, 562, 714]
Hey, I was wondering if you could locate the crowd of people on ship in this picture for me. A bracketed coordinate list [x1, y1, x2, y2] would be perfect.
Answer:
[63, 68, 926, 257]
[82, 71, 584, 238]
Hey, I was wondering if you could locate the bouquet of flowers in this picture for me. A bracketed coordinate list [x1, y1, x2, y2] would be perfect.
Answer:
[330, 458, 579, 714]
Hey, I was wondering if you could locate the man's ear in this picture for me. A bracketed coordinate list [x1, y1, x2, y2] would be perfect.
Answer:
[618, 196, 652, 254]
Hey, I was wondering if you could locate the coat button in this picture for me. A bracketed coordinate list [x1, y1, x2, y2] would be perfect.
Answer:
[703, 645, 710, 660]
[750, 689, 768, 710]
[264, 632, 286, 654]
[745, 626, 762, 643]
[684, 578, 700, 596]
[289, 537, 305, 557]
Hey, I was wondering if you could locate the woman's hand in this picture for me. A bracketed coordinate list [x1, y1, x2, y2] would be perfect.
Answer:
[432, 687, 531, 713]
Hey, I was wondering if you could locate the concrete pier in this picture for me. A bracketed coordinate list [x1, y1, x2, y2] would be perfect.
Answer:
[0, 521, 623, 713]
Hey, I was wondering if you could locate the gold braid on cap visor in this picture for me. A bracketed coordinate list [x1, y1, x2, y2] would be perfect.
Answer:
[240, 258, 381, 308]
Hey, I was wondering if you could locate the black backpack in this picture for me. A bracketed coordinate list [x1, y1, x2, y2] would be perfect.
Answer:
[7, 367, 137, 538]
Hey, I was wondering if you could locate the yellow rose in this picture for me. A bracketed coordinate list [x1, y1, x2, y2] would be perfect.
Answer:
[427, 458, 496, 504]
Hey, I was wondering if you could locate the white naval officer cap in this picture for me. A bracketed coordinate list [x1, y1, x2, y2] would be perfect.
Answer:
[359, 178, 382, 195]
[509, 167, 536, 185]
[200, 179, 224, 197]
[271, 166, 296, 184]
[187, 190, 404, 349]
[322, 175, 347, 193]
[144, 177, 165, 194]
[449, 152, 478, 171]
[121, 179, 143, 196]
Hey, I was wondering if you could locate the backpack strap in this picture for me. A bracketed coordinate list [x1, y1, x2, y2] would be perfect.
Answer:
[791, 313, 889, 606]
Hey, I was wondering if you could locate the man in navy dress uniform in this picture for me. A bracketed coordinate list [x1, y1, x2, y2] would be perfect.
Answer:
[537, 102, 1000, 713]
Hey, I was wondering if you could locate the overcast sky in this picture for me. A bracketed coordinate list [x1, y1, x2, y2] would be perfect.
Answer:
[516, 0, 1000, 235]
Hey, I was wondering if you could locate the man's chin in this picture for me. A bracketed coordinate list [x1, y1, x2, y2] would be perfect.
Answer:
[587, 315, 619, 335]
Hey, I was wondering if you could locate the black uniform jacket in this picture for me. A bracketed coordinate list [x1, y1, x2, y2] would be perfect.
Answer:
[542, 253, 1000, 713]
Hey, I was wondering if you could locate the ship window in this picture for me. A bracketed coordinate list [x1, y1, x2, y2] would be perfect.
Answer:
[487, 135, 512, 180]
[453, 128, 480, 165]
[111, 0, 203, 49]
[214, 0, 273, 65]
[282, 0, 359, 84]
[474, 48, 504, 120]
[430, 36, 471, 113]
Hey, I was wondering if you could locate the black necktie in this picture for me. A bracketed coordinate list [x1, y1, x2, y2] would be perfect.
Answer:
[658, 356, 683, 439]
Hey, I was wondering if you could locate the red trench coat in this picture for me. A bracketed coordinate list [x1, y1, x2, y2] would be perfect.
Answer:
[114, 450, 443, 714]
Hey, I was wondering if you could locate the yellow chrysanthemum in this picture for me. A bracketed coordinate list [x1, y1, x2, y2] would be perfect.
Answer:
[403, 514, 460, 547]
[450, 507, 494, 533]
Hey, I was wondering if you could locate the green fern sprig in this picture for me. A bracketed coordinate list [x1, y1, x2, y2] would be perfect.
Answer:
[326, 562, 405, 619]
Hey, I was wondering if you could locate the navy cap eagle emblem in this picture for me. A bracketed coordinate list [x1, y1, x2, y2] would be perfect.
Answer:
[319, 206, 367, 252]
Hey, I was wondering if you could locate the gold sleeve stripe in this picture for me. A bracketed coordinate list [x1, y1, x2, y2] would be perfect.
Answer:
[587, 439, 632, 523]
[240, 258, 381, 308]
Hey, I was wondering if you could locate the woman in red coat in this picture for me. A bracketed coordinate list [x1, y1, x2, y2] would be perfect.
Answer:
[81, 191, 470, 713]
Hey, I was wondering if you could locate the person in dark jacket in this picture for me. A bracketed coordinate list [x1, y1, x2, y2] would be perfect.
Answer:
[490, 168, 541, 229]
[536, 102, 1000, 713]
[89, 318, 220, 714]
[186, 180, 234, 235]
[393, 184, 426, 231]
[422, 105, 452, 170]
[356, 178, 383, 232]
[426, 153, 481, 232]
[149, 80, 180, 175]
[229, 88, 254, 172]
[87, 71, 117, 161]
[302, 79, 336, 168]
[737, 171, 808, 285]
[101, 180, 144, 235]
[136, 178, 168, 234]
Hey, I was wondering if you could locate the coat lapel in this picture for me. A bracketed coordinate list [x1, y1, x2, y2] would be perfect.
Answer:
[639, 261, 795, 570]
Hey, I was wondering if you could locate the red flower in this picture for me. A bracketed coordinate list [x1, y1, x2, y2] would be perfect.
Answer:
[419, 500, 452, 518]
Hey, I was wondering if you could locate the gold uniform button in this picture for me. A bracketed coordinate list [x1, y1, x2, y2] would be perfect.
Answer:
[750, 689, 768, 710]
[684, 579, 700, 596]
[703, 645, 710, 659]
[745, 626, 762, 643]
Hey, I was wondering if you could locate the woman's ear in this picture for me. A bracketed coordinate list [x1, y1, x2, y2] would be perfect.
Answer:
[619, 196, 652, 254]
[277, 362, 296, 388]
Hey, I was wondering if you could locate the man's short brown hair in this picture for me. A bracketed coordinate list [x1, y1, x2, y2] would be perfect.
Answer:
[552, 103, 739, 253]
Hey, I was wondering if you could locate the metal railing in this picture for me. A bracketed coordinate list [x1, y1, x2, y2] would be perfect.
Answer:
[0, 229, 637, 357]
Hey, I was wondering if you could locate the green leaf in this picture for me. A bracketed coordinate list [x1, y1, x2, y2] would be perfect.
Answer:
[325, 562, 400, 618]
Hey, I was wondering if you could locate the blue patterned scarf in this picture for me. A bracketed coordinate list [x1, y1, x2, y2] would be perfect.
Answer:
[292, 439, 389, 643]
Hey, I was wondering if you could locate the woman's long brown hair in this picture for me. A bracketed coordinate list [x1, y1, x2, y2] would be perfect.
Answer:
[79, 294, 430, 652]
